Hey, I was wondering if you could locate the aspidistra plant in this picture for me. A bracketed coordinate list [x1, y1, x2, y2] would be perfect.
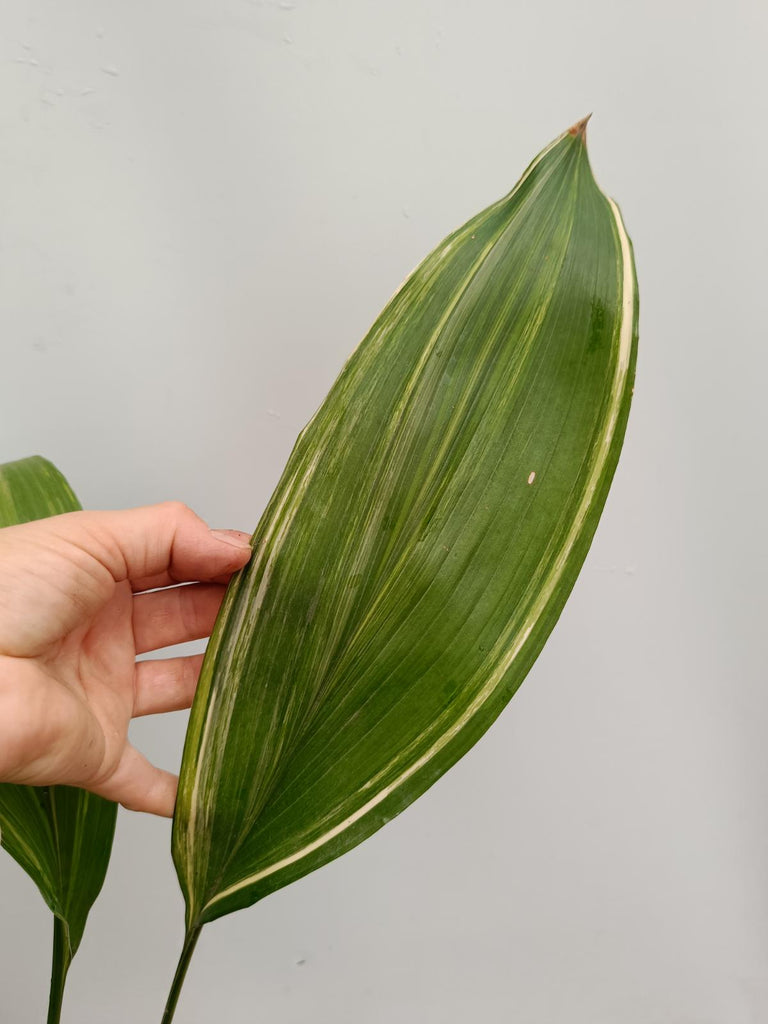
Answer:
[164, 117, 638, 1020]
[0, 456, 117, 1024]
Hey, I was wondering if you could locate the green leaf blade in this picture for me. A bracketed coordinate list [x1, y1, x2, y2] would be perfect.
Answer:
[173, 122, 638, 928]
[0, 456, 117, 958]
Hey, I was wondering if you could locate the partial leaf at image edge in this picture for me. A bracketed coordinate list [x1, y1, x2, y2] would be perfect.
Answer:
[0, 456, 117, 1022]
[173, 118, 638, 942]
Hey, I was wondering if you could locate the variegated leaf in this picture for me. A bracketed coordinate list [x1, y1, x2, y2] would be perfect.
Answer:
[168, 119, 637, 1013]
[0, 456, 117, 1022]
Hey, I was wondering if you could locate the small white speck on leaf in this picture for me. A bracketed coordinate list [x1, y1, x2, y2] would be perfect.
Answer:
[100, 64, 120, 77]
[527, 471, 536, 485]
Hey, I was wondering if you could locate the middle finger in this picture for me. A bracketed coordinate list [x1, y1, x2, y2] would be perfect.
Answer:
[132, 582, 227, 654]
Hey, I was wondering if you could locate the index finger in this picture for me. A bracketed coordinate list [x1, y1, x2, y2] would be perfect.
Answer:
[130, 529, 253, 592]
[52, 503, 252, 589]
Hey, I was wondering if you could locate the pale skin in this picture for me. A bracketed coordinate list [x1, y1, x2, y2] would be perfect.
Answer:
[0, 502, 252, 817]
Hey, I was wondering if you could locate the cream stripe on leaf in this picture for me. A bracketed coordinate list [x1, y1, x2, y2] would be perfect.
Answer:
[0, 456, 118, 1024]
[167, 119, 638, 1015]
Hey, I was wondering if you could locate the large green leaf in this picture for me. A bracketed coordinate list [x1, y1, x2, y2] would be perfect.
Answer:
[169, 118, 637, 1006]
[0, 456, 117, 1021]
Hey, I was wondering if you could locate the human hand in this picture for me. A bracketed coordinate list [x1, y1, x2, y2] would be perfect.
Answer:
[0, 502, 252, 816]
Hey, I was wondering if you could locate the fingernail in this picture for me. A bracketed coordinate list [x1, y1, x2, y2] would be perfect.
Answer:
[210, 529, 252, 550]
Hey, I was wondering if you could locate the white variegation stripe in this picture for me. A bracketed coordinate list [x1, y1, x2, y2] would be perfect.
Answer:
[183, 128, 580, 899]
[301, 131, 580, 702]
[201, 191, 636, 916]
[294, 126, 569, 449]
[183, 450, 324, 896]
[303, 214, 536, 702]
[0, 824, 47, 878]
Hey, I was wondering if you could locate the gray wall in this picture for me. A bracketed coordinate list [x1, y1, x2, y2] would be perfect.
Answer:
[1, 1, 766, 1021]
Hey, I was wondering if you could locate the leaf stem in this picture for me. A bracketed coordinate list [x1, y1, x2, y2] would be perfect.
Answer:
[161, 926, 203, 1024]
[46, 917, 71, 1024]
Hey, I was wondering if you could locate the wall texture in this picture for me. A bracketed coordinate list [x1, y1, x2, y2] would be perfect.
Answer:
[1, 1, 766, 1021]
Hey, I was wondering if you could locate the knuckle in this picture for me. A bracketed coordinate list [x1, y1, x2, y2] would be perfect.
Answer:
[160, 500, 195, 520]
[158, 500, 208, 537]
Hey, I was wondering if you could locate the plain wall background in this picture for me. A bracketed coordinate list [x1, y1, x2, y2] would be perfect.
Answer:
[1, 1, 766, 1021]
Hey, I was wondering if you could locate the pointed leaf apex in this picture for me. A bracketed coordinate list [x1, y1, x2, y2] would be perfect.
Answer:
[568, 113, 592, 142]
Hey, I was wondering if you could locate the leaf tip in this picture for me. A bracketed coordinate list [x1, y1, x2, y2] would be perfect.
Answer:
[567, 113, 592, 143]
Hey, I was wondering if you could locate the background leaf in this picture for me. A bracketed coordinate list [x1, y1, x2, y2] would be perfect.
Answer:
[172, 121, 637, 942]
[0, 456, 117, 1018]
